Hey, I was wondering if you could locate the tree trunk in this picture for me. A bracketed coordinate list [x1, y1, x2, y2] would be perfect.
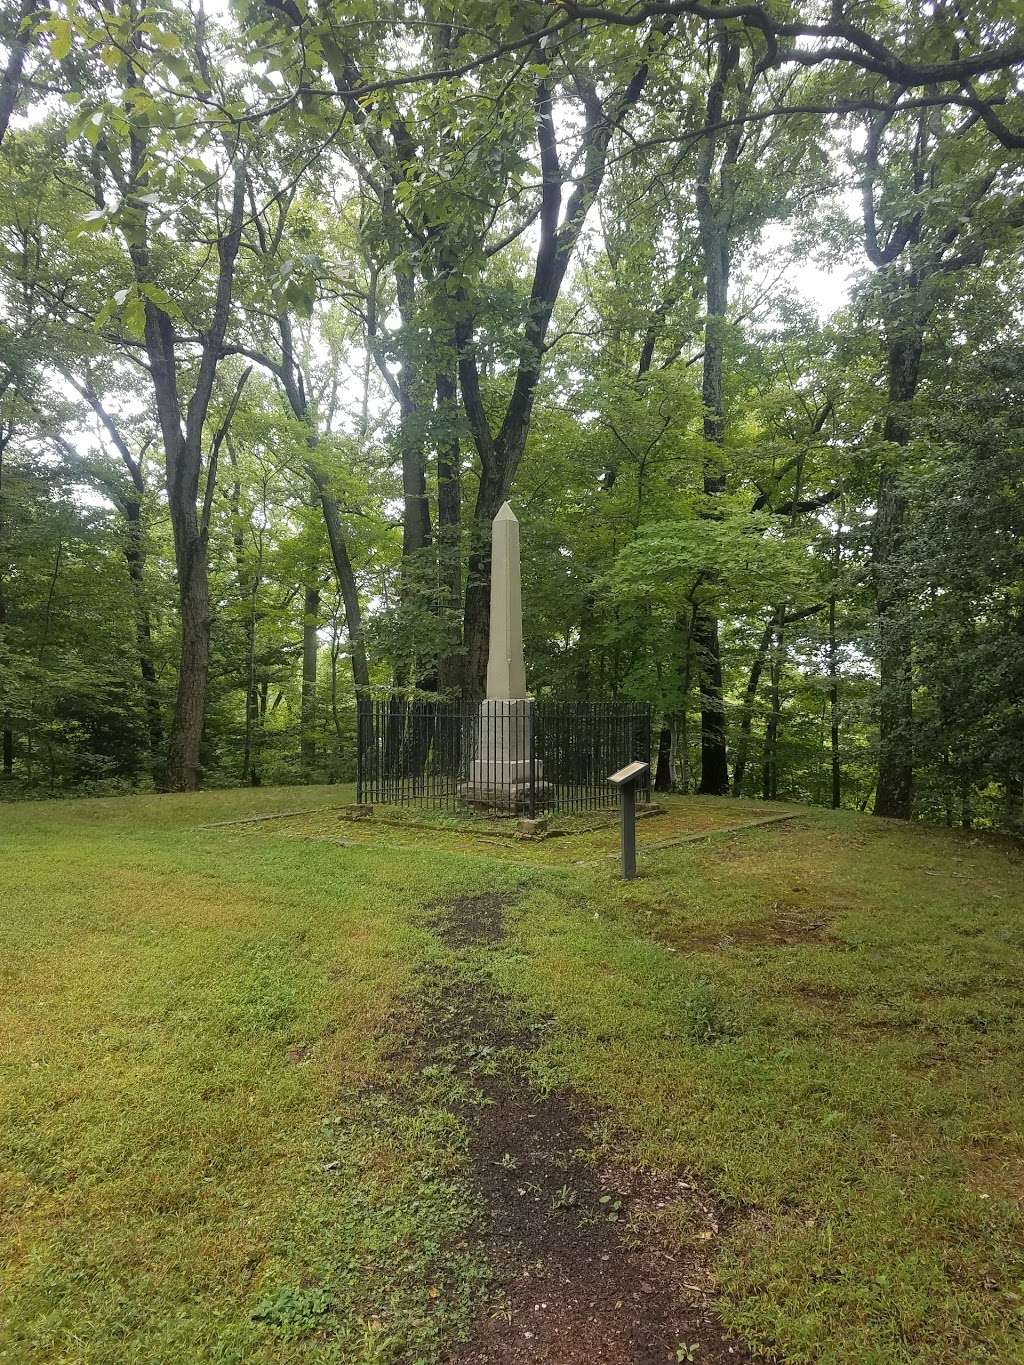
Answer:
[242, 650, 258, 787]
[274, 315, 371, 721]
[456, 68, 651, 698]
[874, 329, 922, 819]
[0, 0, 35, 150]
[311, 469, 370, 699]
[829, 592, 841, 809]
[0, 567, 11, 779]
[396, 275, 432, 567]
[762, 625, 782, 801]
[436, 366, 463, 693]
[309, 467, 374, 757]
[132, 162, 246, 792]
[654, 724, 673, 791]
[165, 512, 209, 792]
[692, 31, 739, 798]
[693, 608, 730, 793]
[1, 426, 14, 776]
[301, 585, 319, 776]
[122, 498, 165, 787]
[732, 619, 773, 794]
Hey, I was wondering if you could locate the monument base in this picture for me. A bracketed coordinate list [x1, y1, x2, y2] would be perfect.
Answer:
[460, 698, 549, 813]
[458, 777, 552, 814]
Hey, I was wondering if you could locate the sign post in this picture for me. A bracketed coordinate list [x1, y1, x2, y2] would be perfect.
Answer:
[607, 760, 650, 881]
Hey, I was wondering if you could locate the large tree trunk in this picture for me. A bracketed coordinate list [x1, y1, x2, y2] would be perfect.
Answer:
[693, 260, 731, 795]
[436, 366, 463, 693]
[396, 275, 432, 568]
[165, 512, 209, 792]
[874, 329, 921, 819]
[692, 33, 739, 797]
[457, 69, 651, 698]
[131, 158, 246, 792]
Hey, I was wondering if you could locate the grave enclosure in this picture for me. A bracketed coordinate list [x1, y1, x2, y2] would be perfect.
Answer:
[356, 504, 652, 816]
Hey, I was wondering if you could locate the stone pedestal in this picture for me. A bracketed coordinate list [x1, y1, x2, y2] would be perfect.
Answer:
[461, 698, 544, 810]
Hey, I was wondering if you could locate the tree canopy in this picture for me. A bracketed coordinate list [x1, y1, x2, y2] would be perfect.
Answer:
[1, 0, 1022, 827]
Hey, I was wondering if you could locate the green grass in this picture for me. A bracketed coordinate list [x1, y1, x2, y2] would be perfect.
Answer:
[0, 787, 517, 1363]
[1, 790, 1023, 1362]
[241, 792, 791, 865]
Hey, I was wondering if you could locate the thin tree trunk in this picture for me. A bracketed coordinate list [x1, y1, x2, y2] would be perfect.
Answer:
[0, 573, 11, 775]
[329, 604, 344, 775]
[732, 619, 774, 793]
[311, 468, 370, 699]
[0, 572, 11, 779]
[829, 592, 841, 808]
[274, 314, 372, 728]
[122, 498, 165, 787]
[762, 617, 782, 801]
[301, 585, 319, 776]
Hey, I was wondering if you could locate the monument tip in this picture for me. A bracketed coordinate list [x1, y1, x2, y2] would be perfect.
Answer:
[494, 500, 517, 522]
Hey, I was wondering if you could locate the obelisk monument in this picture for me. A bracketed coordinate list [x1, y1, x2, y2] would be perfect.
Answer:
[486, 502, 527, 699]
[464, 502, 540, 809]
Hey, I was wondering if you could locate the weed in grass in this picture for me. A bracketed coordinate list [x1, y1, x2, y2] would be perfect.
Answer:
[252, 1285, 334, 1338]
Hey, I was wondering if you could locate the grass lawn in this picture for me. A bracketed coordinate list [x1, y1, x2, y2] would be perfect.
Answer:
[1, 789, 1022, 1362]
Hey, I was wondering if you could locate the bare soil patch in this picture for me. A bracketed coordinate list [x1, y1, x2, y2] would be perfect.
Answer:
[436, 891, 519, 948]
[418, 892, 757, 1364]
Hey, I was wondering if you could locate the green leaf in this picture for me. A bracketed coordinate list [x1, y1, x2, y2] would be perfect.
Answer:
[50, 19, 72, 61]
[138, 282, 185, 322]
[123, 297, 147, 340]
[83, 110, 105, 148]
[150, 29, 182, 52]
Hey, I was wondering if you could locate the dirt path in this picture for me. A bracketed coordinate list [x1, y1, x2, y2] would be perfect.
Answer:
[416, 891, 756, 1365]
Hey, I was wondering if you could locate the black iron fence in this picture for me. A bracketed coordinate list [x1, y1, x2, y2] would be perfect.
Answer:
[355, 697, 651, 814]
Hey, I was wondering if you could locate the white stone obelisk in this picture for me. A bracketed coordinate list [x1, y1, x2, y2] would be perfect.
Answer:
[486, 502, 527, 700]
[464, 502, 539, 808]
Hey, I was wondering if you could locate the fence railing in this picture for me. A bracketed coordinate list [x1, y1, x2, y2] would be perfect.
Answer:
[355, 697, 651, 814]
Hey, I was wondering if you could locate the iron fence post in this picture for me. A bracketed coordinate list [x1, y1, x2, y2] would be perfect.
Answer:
[528, 699, 536, 818]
